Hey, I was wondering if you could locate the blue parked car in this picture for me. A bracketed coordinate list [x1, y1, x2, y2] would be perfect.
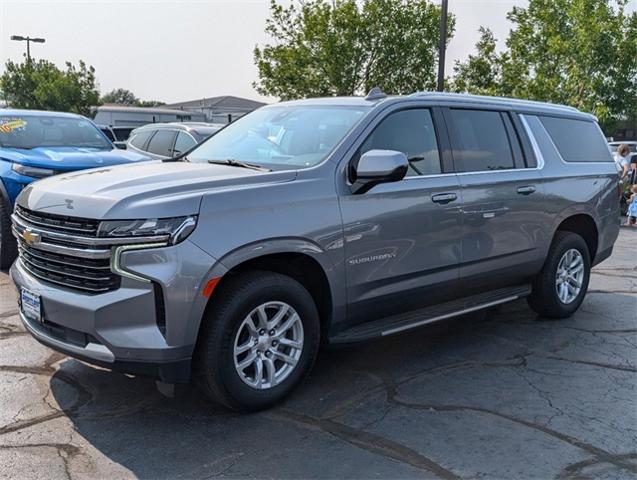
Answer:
[0, 109, 150, 268]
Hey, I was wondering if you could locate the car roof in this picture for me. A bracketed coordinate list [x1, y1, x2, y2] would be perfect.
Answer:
[0, 108, 85, 119]
[274, 91, 594, 120]
[132, 122, 223, 134]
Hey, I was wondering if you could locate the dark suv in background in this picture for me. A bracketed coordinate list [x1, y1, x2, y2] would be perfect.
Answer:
[11, 91, 619, 411]
[126, 122, 223, 159]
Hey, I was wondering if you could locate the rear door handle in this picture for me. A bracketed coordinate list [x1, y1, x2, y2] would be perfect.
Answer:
[432, 193, 458, 204]
[517, 186, 536, 195]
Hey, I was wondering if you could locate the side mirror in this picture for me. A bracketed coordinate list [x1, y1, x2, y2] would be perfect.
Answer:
[351, 149, 408, 194]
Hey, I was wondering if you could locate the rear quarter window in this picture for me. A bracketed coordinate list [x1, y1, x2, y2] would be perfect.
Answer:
[129, 130, 153, 149]
[539, 116, 611, 163]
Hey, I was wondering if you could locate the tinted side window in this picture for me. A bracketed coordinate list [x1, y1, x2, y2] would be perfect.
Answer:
[448, 109, 515, 172]
[173, 132, 197, 155]
[539, 116, 611, 162]
[146, 130, 176, 157]
[360, 109, 441, 176]
[100, 128, 115, 142]
[130, 130, 153, 149]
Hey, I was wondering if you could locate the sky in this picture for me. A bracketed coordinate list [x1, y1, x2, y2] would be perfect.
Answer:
[0, 0, 557, 104]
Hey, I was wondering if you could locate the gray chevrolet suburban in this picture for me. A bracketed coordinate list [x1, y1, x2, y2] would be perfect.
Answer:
[10, 91, 620, 411]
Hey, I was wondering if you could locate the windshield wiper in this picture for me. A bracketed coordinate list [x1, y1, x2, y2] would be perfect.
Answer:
[207, 159, 271, 172]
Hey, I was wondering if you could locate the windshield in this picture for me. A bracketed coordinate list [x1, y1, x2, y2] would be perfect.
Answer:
[0, 115, 112, 150]
[187, 105, 369, 170]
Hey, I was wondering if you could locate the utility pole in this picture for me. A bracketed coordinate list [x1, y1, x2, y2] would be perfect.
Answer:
[436, 0, 448, 92]
[10, 35, 46, 62]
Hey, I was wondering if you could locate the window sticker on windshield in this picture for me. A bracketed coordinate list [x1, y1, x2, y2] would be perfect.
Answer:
[0, 119, 27, 133]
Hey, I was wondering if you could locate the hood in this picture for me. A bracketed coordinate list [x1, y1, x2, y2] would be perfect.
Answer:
[17, 161, 297, 219]
[0, 146, 148, 170]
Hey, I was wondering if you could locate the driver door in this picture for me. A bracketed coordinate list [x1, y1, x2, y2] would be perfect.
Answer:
[339, 106, 463, 324]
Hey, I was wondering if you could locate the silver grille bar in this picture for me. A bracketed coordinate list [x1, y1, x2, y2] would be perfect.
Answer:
[12, 227, 111, 259]
[11, 214, 169, 246]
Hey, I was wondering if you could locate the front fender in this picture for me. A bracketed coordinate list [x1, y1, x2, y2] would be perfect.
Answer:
[193, 236, 346, 339]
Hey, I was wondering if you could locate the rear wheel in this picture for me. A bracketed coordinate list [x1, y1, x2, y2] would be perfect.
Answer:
[196, 271, 320, 411]
[0, 202, 17, 269]
[528, 231, 591, 319]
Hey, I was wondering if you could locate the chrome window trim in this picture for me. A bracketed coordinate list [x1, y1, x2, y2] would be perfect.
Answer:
[532, 115, 614, 166]
[360, 112, 545, 184]
[519, 115, 546, 170]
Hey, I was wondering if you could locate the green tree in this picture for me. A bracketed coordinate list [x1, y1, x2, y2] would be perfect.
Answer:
[451, 27, 507, 96]
[254, 0, 454, 100]
[0, 58, 99, 116]
[100, 88, 139, 105]
[453, 0, 637, 131]
[100, 88, 165, 107]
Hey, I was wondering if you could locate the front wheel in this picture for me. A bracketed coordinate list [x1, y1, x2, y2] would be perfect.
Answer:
[528, 231, 591, 319]
[196, 271, 320, 411]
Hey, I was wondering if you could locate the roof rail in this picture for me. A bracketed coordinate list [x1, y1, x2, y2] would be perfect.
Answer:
[408, 91, 580, 113]
[365, 87, 387, 101]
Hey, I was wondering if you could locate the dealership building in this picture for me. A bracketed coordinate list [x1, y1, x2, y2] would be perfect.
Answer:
[164, 95, 266, 124]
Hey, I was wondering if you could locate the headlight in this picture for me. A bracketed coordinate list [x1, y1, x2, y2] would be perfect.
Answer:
[12, 163, 56, 178]
[97, 216, 197, 245]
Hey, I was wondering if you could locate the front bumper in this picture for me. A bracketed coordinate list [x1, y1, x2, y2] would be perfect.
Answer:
[10, 240, 223, 383]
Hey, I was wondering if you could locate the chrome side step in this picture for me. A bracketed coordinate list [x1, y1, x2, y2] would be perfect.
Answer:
[381, 295, 520, 336]
[330, 285, 531, 344]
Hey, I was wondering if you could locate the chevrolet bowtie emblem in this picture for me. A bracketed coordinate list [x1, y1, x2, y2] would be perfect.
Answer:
[22, 229, 41, 246]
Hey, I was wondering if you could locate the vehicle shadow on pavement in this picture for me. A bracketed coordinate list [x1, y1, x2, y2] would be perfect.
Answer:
[49, 292, 637, 479]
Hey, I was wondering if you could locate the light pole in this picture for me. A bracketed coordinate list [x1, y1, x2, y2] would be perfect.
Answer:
[10, 35, 46, 62]
[436, 0, 448, 92]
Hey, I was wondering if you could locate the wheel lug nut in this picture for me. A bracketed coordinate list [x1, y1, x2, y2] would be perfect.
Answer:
[269, 330, 275, 336]
[265, 351, 272, 358]
[259, 329, 265, 335]
[272, 340, 278, 347]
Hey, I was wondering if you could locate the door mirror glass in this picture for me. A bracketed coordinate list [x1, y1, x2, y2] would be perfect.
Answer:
[351, 149, 408, 194]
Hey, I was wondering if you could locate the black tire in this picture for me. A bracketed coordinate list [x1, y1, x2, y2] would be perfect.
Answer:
[0, 202, 17, 270]
[528, 231, 591, 319]
[195, 271, 320, 412]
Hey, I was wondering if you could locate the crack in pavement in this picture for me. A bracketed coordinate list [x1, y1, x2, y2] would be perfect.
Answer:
[555, 453, 637, 479]
[0, 442, 83, 480]
[365, 372, 637, 477]
[476, 331, 637, 373]
[540, 354, 637, 373]
[0, 354, 95, 437]
[267, 408, 461, 480]
[587, 289, 637, 295]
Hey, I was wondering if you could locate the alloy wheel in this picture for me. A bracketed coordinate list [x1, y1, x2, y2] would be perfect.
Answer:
[233, 301, 304, 390]
[555, 248, 585, 304]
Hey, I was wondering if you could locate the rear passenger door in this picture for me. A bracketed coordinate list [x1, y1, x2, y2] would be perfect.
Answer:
[443, 108, 548, 289]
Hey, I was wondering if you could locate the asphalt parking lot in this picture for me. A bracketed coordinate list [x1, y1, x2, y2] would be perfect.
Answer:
[0, 228, 635, 480]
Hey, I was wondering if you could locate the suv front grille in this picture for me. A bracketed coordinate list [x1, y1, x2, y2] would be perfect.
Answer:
[15, 205, 100, 237]
[13, 206, 168, 294]
[18, 244, 120, 293]
[13, 207, 119, 293]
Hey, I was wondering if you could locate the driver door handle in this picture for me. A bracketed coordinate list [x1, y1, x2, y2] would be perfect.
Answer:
[432, 193, 458, 205]
[517, 186, 536, 195]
